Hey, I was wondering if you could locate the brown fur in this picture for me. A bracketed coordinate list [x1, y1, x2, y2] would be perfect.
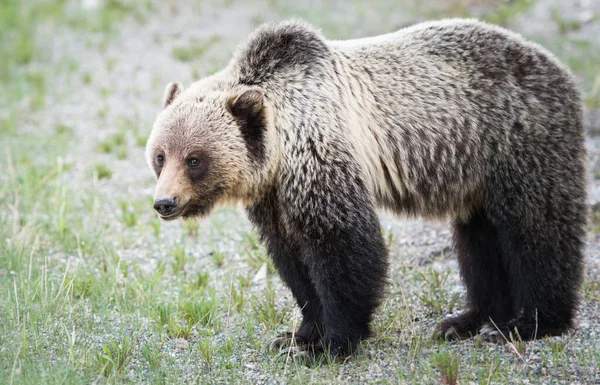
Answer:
[146, 19, 587, 358]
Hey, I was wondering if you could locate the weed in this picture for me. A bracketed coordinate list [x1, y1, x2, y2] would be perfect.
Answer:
[54, 123, 73, 136]
[81, 71, 92, 84]
[504, 328, 526, 360]
[0, 112, 16, 134]
[380, 226, 398, 251]
[97, 132, 126, 153]
[25, 71, 46, 109]
[94, 336, 134, 377]
[416, 268, 461, 315]
[171, 36, 221, 62]
[141, 343, 162, 370]
[476, 357, 500, 385]
[99, 86, 111, 98]
[105, 58, 117, 71]
[228, 281, 244, 312]
[474, 335, 484, 349]
[210, 250, 226, 267]
[150, 218, 161, 237]
[152, 260, 167, 284]
[115, 114, 134, 132]
[116, 145, 129, 160]
[241, 231, 260, 250]
[511, 337, 527, 357]
[98, 105, 109, 119]
[67, 0, 135, 34]
[92, 163, 113, 179]
[153, 303, 193, 339]
[119, 201, 137, 227]
[242, 247, 274, 274]
[550, 340, 567, 367]
[150, 372, 167, 385]
[198, 338, 213, 371]
[183, 219, 200, 237]
[0, 1, 37, 81]
[482, 0, 534, 25]
[583, 280, 600, 301]
[156, 303, 173, 327]
[252, 280, 288, 329]
[238, 272, 252, 288]
[550, 8, 582, 35]
[219, 336, 235, 368]
[70, 274, 97, 300]
[180, 291, 219, 328]
[430, 350, 459, 385]
[190, 272, 210, 291]
[135, 132, 148, 147]
[13, 29, 35, 66]
[166, 318, 193, 339]
[171, 247, 186, 274]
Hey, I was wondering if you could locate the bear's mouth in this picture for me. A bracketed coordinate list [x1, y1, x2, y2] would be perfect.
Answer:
[159, 204, 188, 221]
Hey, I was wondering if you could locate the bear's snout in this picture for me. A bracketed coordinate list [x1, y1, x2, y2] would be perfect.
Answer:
[153, 197, 178, 217]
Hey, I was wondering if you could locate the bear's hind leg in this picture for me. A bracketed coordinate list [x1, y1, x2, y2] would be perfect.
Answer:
[434, 210, 514, 340]
[481, 213, 584, 342]
[482, 163, 586, 342]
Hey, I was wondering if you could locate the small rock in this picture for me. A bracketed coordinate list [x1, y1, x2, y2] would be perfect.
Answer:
[175, 339, 189, 349]
[252, 262, 268, 283]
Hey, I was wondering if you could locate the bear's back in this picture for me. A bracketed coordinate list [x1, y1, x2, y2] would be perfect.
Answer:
[324, 19, 583, 218]
[207, 19, 584, 219]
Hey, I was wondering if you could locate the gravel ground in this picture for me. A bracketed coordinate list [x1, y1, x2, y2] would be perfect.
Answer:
[9, 0, 600, 383]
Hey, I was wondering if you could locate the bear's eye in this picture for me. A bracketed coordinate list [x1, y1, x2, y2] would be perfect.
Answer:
[187, 157, 200, 167]
[156, 155, 165, 166]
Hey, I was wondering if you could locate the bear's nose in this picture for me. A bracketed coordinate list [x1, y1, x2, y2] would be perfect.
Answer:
[154, 197, 178, 215]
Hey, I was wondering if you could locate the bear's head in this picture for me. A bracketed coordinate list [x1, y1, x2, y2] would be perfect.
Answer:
[146, 82, 277, 220]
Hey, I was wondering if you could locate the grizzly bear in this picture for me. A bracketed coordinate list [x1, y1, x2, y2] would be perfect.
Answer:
[146, 19, 587, 358]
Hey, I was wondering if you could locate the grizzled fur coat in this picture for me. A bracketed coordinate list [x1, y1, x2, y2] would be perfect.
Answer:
[146, 19, 587, 357]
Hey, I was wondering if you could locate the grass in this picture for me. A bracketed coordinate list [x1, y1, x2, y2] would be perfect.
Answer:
[416, 268, 461, 316]
[179, 292, 219, 328]
[251, 280, 289, 329]
[94, 336, 135, 377]
[550, 7, 583, 35]
[430, 350, 460, 385]
[198, 339, 214, 371]
[120, 201, 138, 227]
[171, 247, 186, 274]
[82, 71, 92, 84]
[481, 0, 535, 26]
[141, 343, 162, 370]
[92, 163, 113, 179]
[583, 280, 600, 301]
[171, 36, 222, 62]
[97, 132, 126, 153]
[1, 0, 600, 384]
[210, 250, 227, 267]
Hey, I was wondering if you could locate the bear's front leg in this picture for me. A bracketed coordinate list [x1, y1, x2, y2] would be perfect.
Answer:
[247, 190, 325, 351]
[292, 201, 389, 359]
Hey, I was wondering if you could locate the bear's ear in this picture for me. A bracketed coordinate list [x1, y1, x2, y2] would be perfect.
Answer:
[227, 88, 267, 160]
[226, 88, 264, 122]
[163, 82, 184, 108]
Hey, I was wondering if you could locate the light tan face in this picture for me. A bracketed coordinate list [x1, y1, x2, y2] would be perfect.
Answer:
[146, 82, 268, 220]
